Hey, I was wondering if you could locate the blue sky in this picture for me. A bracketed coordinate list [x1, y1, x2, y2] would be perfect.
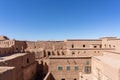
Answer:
[0, 0, 120, 40]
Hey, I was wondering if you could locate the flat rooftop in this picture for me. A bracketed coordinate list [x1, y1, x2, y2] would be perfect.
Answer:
[94, 52, 120, 69]
[0, 66, 15, 73]
[0, 53, 28, 62]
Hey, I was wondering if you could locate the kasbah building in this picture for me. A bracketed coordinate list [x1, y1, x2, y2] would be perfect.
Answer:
[0, 35, 120, 80]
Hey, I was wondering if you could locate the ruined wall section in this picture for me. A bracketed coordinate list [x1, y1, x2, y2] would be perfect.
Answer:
[0, 39, 27, 56]
[26, 41, 67, 58]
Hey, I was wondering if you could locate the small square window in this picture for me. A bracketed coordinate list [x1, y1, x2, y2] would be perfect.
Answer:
[66, 66, 70, 71]
[84, 66, 91, 74]
[58, 66, 62, 71]
[74, 66, 79, 71]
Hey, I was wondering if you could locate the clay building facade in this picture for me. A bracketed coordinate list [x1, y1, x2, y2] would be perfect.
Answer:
[0, 47, 13, 56]
[0, 53, 37, 80]
[65, 39, 115, 56]
[49, 56, 91, 80]
[0, 37, 15, 56]
[1, 36, 120, 80]
[0, 36, 37, 80]
[26, 41, 67, 59]
[26, 37, 118, 58]
[66, 39, 102, 56]
[91, 37, 120, 80]
[0, 37, 27, 56]
[92, 51, 120, 80]
[42, 37, 120, 80]
[0, 67, 16, 80]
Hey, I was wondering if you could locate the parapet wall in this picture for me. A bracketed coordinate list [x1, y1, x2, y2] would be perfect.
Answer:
[26, 41, 66, 50]
[26, 41, 67, 58]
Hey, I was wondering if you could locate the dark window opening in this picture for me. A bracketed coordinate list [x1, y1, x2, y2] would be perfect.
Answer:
[72, 52, 75, 55]
[66, 66, 70, 71]
[57, 51, 60, 55]
[16, 48, 19, 52]
[84, 66, 91, 74]
[58, 66, 62, 71]
[94, 46, 97, 48]
[62, 51, 64, 55]
[61, 79, 65, 80]
[72, 44, 74, 48]
[83, 45, 85, 47]
[74, 66, 79, 71]
[43, 50, 46, 57]
[27, 58, 29, 63]
[100, 45, 102, 48]
[48, 51, 51, 56]
[74, 79, 77, 80]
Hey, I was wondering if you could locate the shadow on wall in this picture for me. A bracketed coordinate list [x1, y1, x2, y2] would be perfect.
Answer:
[35, 61, 44, 80]
[35, 60, 55, 80]
[49, 73, 55, 80]
[35, 61, 49, 80]
[44, 62, 48, 74]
